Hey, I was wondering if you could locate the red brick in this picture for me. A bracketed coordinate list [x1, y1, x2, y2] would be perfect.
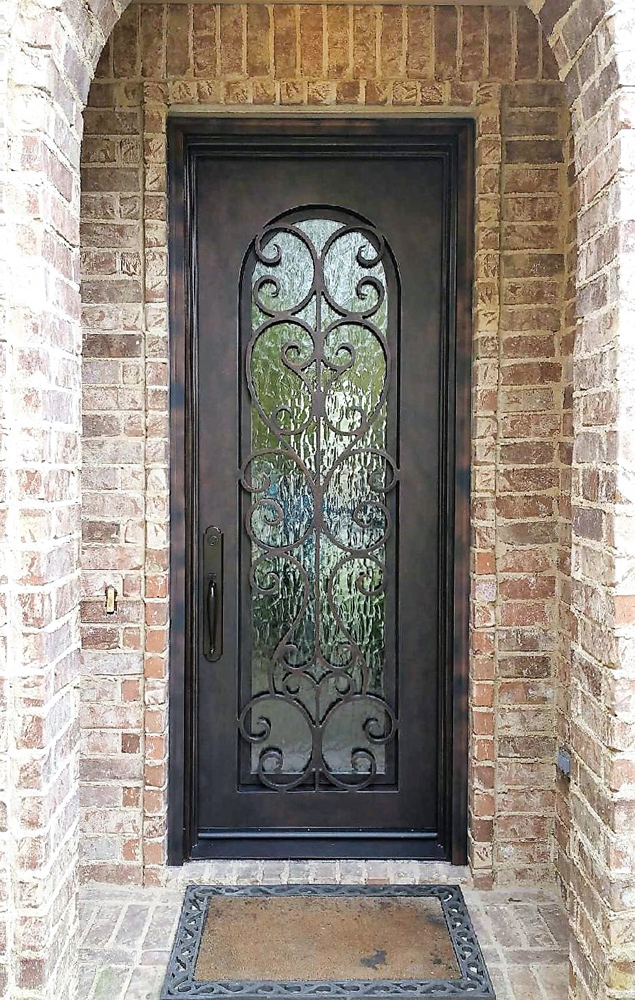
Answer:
[406, 7, 432, 79]
[461, 6, 485, 81]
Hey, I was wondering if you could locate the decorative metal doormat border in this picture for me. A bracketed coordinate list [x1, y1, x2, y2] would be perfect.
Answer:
[160, 884, 496, 999]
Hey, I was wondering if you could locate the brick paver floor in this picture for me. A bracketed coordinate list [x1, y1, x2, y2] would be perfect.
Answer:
[79, 862, 569, 1000]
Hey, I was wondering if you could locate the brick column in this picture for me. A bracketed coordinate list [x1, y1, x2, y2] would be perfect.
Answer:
[494, 77, 570, 885]
[0, 0, 125, 994]
[530, 1, 635, 997]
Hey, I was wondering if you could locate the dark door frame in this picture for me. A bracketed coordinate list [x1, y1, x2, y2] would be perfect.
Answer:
[167, 117, 474, 866]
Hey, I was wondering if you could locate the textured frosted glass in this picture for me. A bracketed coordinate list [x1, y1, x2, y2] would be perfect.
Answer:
[240, 216, 396, 788]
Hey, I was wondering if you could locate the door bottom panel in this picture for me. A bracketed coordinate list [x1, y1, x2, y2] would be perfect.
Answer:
[191, 832, 446, 861]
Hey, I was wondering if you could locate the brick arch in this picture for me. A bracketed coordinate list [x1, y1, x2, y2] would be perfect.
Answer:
[2, 0, 624, 114]
[7, 0, 114, 106]
[527, 0, 632, 143]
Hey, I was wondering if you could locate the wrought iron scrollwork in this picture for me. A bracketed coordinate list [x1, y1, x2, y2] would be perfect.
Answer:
[239, 213, 400, 791]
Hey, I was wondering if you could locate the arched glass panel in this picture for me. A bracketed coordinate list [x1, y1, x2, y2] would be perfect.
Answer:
[238, 210, 399, 791]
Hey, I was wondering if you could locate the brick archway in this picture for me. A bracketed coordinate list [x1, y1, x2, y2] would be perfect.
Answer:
[2, 1, 634, 999]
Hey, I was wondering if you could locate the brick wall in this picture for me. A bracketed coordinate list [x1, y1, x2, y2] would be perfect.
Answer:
[490, 79, 571, 883]
[532, 2, 635, 998]
[79, 1, 572, 891]
[554, 121, 576, 906]
[1, 0, 109, 993]
[566, 5, 635, 1000]
[0, 5, 11, 989]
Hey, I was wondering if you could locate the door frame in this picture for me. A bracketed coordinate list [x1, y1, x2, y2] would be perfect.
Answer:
[167, 116, 474, 865]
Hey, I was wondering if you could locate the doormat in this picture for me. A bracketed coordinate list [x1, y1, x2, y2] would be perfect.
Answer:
[160, 885, 495, 999]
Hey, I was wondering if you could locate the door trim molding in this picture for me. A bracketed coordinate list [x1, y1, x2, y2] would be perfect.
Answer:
[167, 117, 474, 865]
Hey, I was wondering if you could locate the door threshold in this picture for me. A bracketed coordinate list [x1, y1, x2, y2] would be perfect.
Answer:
[165, 858, 473, 889]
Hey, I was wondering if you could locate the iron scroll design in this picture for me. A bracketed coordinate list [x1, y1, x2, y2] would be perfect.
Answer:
[160, 884, 496, 999]
[238, 213, 399, 791]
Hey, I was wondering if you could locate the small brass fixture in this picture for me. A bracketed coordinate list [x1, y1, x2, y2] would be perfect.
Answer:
[105, 585, 118, 615]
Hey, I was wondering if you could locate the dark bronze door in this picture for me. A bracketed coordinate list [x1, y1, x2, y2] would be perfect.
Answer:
[169, 119, 473, 863]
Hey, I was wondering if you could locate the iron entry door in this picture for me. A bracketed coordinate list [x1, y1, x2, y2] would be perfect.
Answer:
[169, 119, 472, 862]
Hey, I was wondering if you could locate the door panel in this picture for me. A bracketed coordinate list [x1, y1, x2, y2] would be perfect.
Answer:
[168, 120, 473, 862]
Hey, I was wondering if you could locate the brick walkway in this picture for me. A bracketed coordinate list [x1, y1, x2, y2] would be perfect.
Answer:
[79, 863, 569, 1000]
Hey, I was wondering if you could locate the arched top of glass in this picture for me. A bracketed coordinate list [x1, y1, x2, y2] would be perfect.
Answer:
[245, 208, 395, 337]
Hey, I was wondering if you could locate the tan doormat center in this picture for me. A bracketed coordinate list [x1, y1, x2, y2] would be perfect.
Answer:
[195, 896, 460, 982]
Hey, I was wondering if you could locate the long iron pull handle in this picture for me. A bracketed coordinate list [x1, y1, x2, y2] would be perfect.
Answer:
[207, 575, 217, 658]
[203, 526, 223, 662]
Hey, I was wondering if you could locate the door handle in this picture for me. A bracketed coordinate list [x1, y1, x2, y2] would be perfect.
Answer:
[203, 526, 223, 661]
[207, 575, 217, 656]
